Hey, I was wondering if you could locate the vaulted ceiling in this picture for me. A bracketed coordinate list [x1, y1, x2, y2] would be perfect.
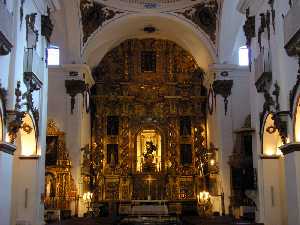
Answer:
[51, 0, 244, 69]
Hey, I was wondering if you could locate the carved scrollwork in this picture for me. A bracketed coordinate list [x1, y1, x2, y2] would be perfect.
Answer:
[176, 0, 219, 44]
[41, 7, 54, 44]
[25, 13, 39, 48]
[212, 79, 233, 115]
[80, 0, 124, 44]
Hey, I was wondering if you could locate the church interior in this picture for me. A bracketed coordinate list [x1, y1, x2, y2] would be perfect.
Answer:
[1, 0, 300, 225]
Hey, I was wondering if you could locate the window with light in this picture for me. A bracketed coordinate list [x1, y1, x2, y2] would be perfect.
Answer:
[239, 46, 249, 66]
[47, 46, 60, 66]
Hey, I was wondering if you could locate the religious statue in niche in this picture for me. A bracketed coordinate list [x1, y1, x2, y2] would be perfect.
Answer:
[46, 136, 59, 166]
[143, 141, 157, 172]
[180, 116, 191, 136]
[107, 144, 118, 168]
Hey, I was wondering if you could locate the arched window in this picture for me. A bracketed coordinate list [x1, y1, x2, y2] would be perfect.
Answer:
[239, 46, 249, 66]
[20, 113, 37, 156]
[47, 45, 60, 66]
[262, 113, 283, 156]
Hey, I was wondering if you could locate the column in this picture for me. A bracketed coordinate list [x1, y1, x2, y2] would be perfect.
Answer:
[280, 143, 300, 225]
[0, 143, 16, 225]
[259, 156, 286, 225]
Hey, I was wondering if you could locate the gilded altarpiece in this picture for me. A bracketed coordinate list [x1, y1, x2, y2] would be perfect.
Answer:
[92, 39, 208, 201]
[45, 120, 77, 210]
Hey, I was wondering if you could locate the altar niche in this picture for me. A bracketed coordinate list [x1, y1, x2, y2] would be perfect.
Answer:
[136, 129, 162, 173]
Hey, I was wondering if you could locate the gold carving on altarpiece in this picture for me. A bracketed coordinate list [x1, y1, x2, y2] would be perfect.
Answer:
[45, 119, 77, 210]
[91, 39, 210, 201]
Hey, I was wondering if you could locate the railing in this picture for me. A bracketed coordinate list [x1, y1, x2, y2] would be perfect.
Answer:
[0, 0, 13, 42]
[23, 48, 44, 81]
[254, 48, 272, 83]
[284, 2, 300, 55]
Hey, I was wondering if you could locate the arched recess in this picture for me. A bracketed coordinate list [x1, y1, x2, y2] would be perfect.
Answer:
[82, 13, 217, 71]
[20, 113, 38, 156]
[262, 113, 283, 156]
[291, 82, 300, 142]
[294, 97, 300, 142]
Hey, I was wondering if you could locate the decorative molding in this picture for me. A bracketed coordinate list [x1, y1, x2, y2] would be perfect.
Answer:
[0, 31, 12, 55]
[237, 0, 253, 14]
[65, 79, 86, 114]
[280, 142, 300, 155]
[255, 71, 272, 93]
[25, 13, 39, 48]
[272, 111, 290, 145]
[23, 72, 42, 138]
[284, 3, 300, 56]
[80, 0, 124, 44]
[289, 57, 300, 117]
[20, 0, 25, 28]
[243, 8, 256, 71]
[212, 79, 233, 115]
[41, 7, 54, 44]
[7, 81, 26, 143]
[19, 155, 40, 160]
[0, 142, 16, 155]
[260, 155, 280, 159]
[175, 0, 219, 44]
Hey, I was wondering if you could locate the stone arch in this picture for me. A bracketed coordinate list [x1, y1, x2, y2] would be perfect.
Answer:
[82, 12, 217, 71]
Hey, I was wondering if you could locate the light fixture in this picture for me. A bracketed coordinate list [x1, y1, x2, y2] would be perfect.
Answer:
[197, 191, 210, 205]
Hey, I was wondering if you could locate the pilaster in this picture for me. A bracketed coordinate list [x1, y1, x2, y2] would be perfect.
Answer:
[280, 143, 300, 225]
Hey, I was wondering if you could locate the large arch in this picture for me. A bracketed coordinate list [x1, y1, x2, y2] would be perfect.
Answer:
[82, 13, 217, 70]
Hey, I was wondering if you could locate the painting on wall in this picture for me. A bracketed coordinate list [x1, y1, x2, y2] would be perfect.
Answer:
[46, 135, 59, 166]
[180, 144, 192, 165]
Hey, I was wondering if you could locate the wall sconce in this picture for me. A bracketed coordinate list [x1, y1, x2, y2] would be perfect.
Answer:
[272, 111, 290, 144]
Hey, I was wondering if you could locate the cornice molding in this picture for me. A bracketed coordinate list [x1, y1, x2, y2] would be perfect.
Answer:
[63, 64, 95, 86]
[0, 142, 16, 155]
[237, 0, 253, 14]
[280, 143, 300, 155]
[260, 155, 280, 159]
[237, 0, 265, 15]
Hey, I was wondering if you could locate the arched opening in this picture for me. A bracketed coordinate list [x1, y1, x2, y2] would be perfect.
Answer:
[20, 113, 37, 156]
[136, 129, 162, 173]
[262, 113, 283, 156]
[294, 97, 300, 142]
[82, 13, 216, 71]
